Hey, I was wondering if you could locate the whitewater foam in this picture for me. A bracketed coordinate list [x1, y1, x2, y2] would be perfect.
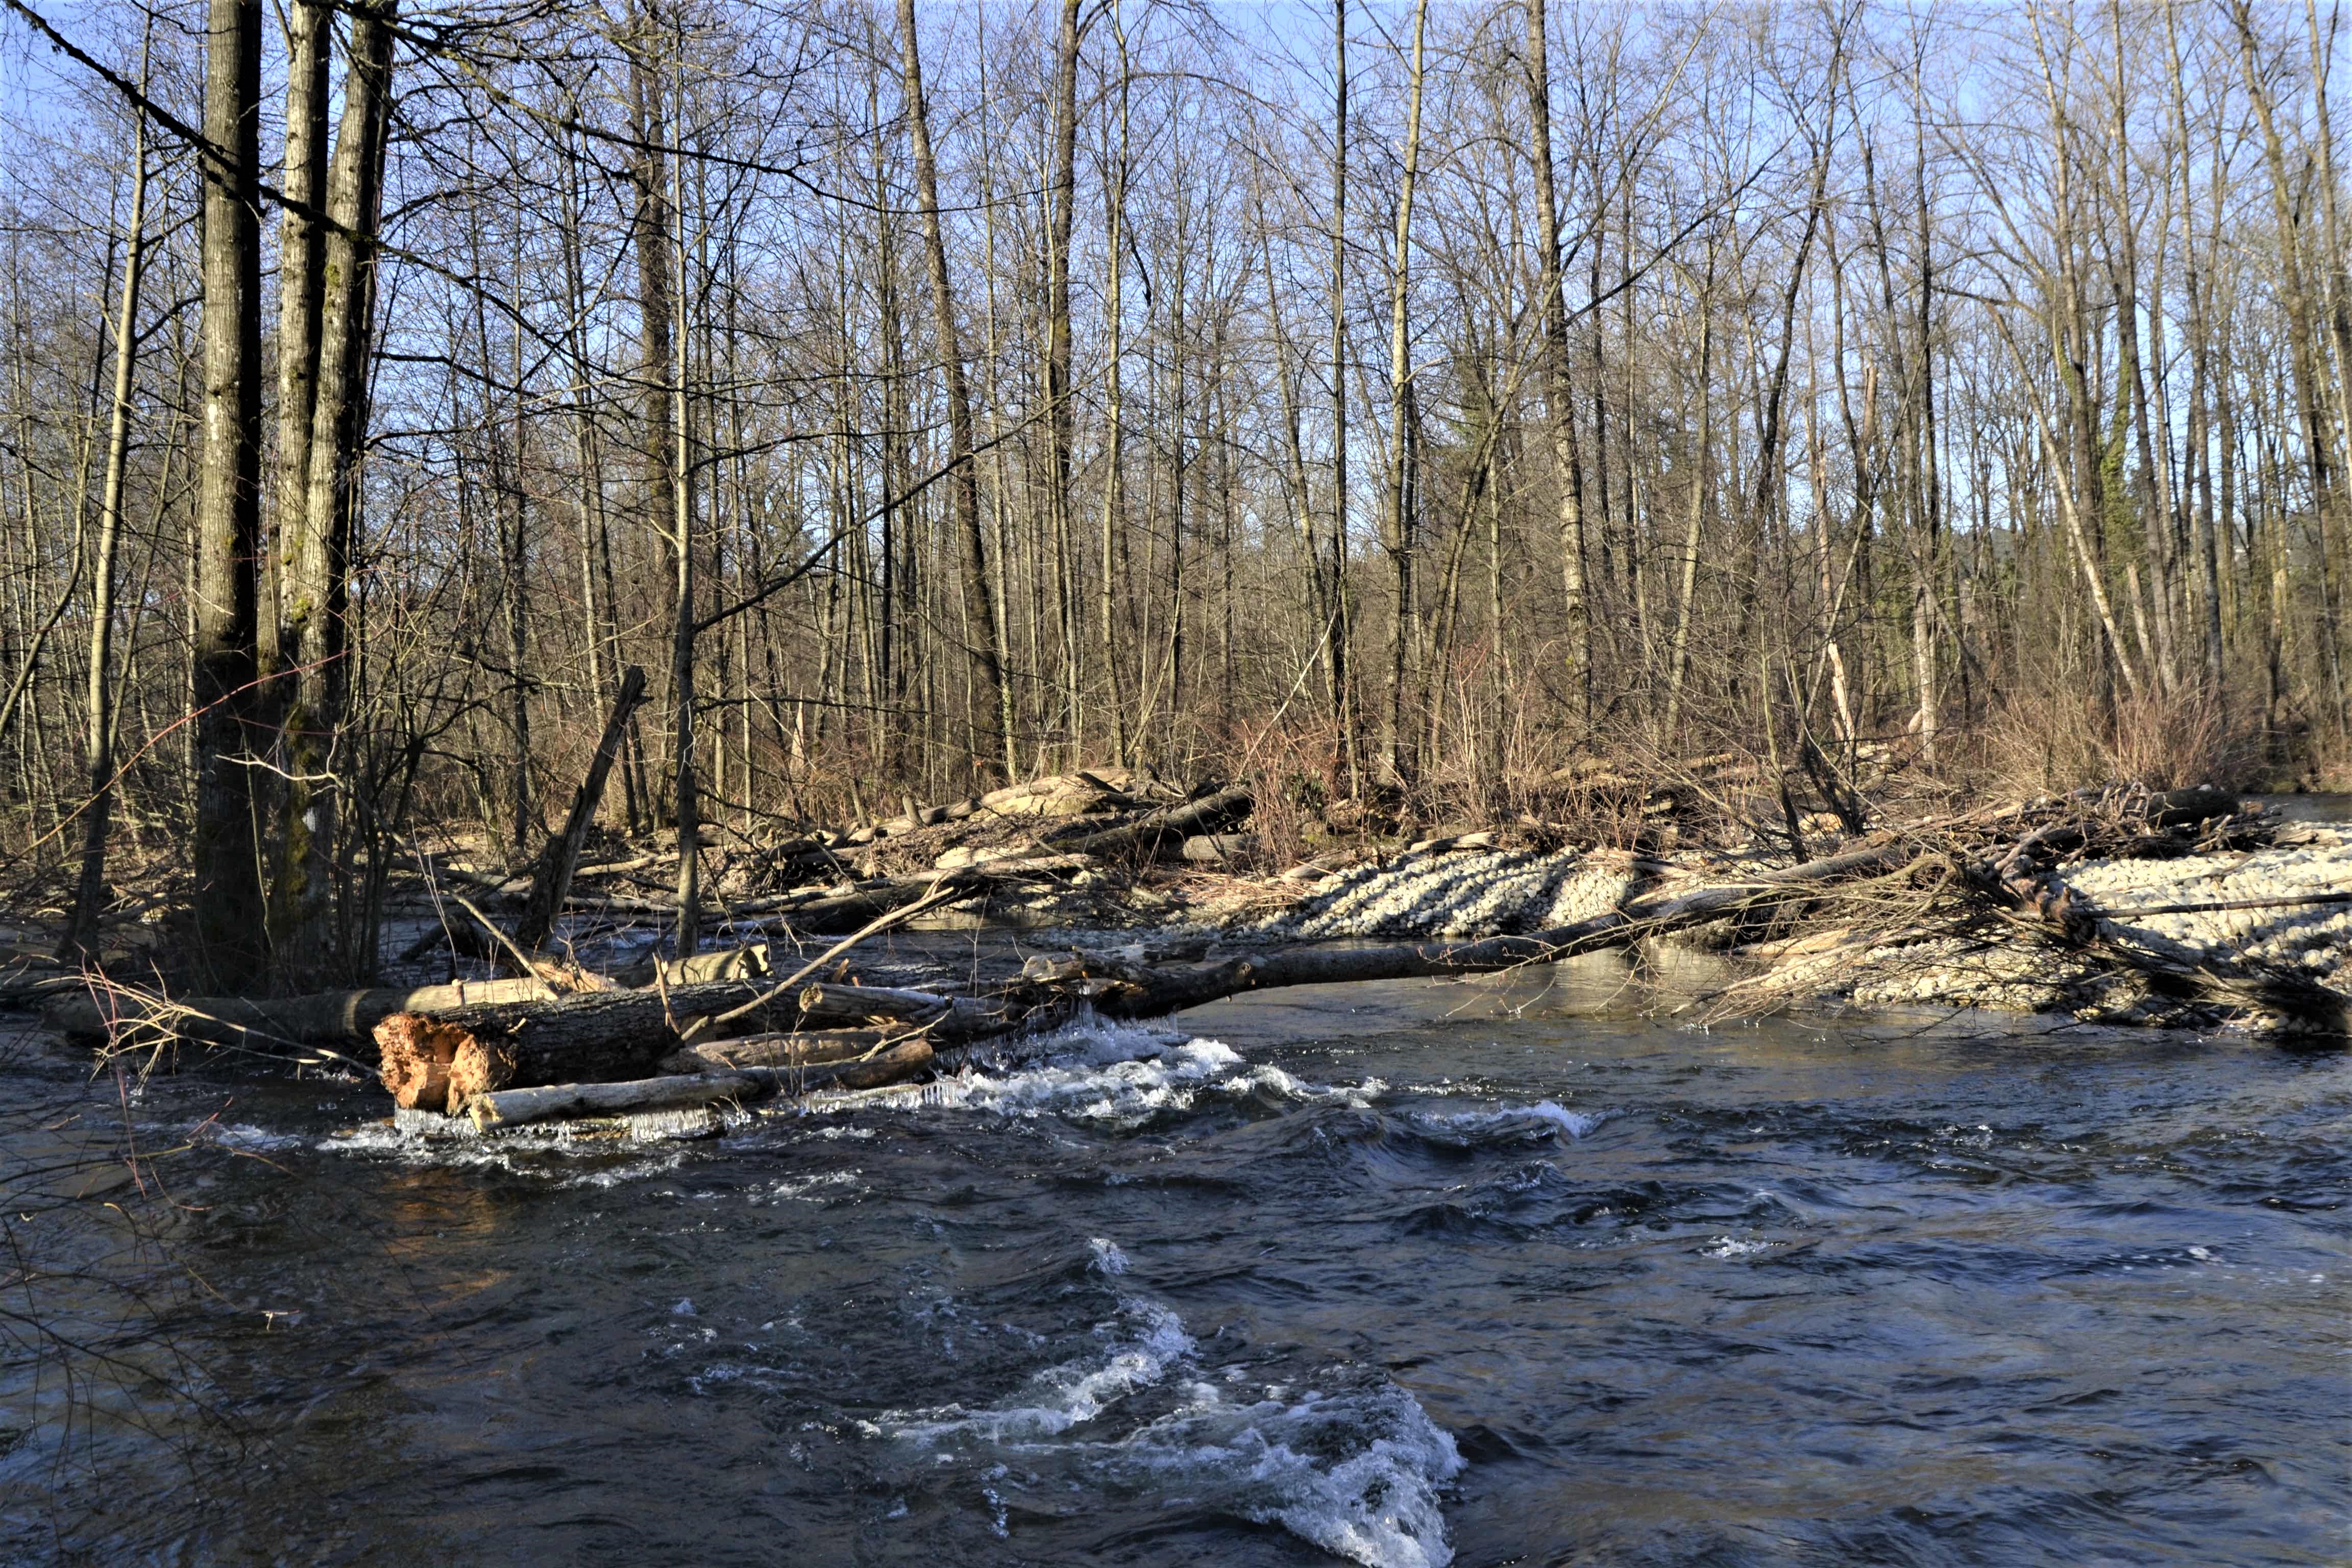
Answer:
[1409, 1099, 1605, 1141]
[1106, 1379, 1463, 1568]
[867, 1244, 1460, 1568]
[839, 1017, 1367, 1130]
[879, 1296, 1197, 1443]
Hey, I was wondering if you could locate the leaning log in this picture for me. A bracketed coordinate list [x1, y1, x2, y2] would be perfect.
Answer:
[511, 664, 647, 954]
[467, 1040, 935, 1131]
[1962, 857, 2350, 1038]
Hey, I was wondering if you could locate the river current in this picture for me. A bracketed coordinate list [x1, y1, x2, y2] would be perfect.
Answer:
[3, 947, 2345, 1565]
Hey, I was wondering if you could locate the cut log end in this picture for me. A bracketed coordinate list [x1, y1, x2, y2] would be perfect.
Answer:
[374, 1012, 480, 1113]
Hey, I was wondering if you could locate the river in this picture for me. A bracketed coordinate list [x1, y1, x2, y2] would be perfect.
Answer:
[3, 946, 2345, 1565]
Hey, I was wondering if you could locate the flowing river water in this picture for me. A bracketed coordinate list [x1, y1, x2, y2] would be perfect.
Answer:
[3, 944, 2346, 1565]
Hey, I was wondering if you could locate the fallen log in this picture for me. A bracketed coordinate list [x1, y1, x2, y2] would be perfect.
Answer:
[794, 981, 1005, 1033]
[865, 771, 1133, 837]
[370, 958, 1012, 1110]
[48, 974, 559, 1055]
[1078, 840, 1918, 1019]
[1035, 787, 1254, 864]
[377, 1013, 480, 1113]
[367, 977, 810, 1108]
[466, 1040, 935, 1131]
[688, 1029, 895, 1069]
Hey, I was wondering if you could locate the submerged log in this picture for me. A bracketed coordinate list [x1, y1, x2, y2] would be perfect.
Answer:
[467, 1039, 935, 1130]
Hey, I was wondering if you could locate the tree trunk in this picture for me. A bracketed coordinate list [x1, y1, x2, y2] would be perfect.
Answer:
[264, 0, 329, 696]
[1524, 0, 1588, 734]
[1379, 0, 1428, 786]
[191, 0, 266, 991]
[898, 0, 1014, 781]
[63, 51, 152, 961]
[268, 0, 396, 989]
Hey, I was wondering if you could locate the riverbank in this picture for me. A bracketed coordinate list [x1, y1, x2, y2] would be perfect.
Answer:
[13, 783, 2345, 1151]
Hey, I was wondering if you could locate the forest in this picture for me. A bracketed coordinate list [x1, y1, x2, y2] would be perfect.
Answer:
[0, 0, 2345, 994]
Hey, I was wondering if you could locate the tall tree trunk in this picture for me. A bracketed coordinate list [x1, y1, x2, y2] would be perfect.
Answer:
[191, 0, 265, 990]
[1380, 0, 1428, 787]
[268, 0, 395, 988]
[2233, 0, 2347, 737]
[63, 40, 152, 961]
[1663, 249, 1713, 741]
[1329, 0, 1358, 791]
[1524, 0, 1588, 735]
[1045, 0, 1083, 754]
[898, 0, 1014, 781]
[1097, 2, 1132, 764]
[264, 0, 329, 701]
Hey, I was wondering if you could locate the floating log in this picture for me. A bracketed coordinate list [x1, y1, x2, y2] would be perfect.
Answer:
[467, 1039, 935, 1131]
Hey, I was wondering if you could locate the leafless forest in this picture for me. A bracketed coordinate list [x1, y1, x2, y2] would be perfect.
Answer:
[0, 0, 2345, 991]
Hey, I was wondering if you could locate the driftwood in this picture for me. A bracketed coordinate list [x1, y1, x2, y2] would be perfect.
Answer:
[687, 1030, 896, 1069]
[467, 1040, 935, 1131]
[1041, 787, 1254, 863]
[512, 664, 647, 953]
[1963, 839, 2349, 1038]
[793, 982, 1005, 1035]
[1066, 841, 1919, 1018]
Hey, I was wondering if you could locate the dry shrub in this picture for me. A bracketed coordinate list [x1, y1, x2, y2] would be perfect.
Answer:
[1230, 717, 1345, 868]
[1980, 684, 2258, 796]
